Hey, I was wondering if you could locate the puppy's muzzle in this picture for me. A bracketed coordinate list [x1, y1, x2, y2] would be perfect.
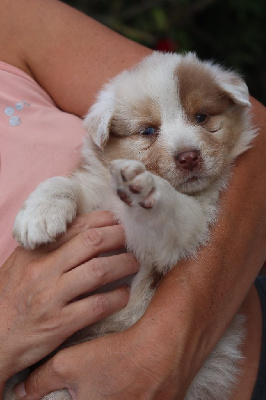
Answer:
[175, 150, 201, 171]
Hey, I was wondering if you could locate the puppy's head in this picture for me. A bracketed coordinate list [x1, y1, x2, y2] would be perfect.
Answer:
[84, 52, 256, 194]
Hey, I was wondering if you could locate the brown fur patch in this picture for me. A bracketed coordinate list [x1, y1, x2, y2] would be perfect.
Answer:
[150, 268, 164, 290]
[110, 97, 161, 137]
[176, 59, 247, 167]
[98, 131, 162, 171]
[176, 61, 233, 124]
[97, 95, 162, 170]
[131, 98, 161, 129]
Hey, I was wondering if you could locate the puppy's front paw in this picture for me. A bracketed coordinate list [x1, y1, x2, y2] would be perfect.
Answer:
[13, 199, 77, 250]
[13, 177, 78, 249]
[110, 160, 156, 209]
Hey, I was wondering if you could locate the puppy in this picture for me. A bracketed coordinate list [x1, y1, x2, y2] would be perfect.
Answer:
[9, 52, 257, 400]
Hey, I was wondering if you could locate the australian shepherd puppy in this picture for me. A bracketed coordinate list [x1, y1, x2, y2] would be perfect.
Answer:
[10, 52, 257, 400]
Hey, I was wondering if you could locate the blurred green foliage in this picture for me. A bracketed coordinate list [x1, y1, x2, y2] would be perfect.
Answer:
[63, 0, 266, 104]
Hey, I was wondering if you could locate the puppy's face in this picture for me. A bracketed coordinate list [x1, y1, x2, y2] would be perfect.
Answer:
[84, 52, 253, 195]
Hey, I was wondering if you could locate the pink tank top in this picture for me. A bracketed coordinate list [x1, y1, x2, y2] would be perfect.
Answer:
[0, 61, 86, 264]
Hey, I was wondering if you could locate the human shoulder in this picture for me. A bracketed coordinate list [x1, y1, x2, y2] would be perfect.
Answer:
[0, 0, 151, 115]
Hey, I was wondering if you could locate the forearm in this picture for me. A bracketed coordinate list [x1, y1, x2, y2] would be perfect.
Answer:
[140, 97, 266, 390]
[0, 0, 152, 117]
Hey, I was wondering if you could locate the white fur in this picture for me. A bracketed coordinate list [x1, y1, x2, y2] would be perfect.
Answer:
[9, 52, 258, 400]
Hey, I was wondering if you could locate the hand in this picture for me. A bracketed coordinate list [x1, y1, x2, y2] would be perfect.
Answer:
[14, 318, 185, 400]
[0, 211, 138, 386]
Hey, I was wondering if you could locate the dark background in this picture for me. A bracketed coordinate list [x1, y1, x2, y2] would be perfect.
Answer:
[62, 0, 265, 104]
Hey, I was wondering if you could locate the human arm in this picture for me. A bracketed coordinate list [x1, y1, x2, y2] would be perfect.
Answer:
[0, 0, 152, 117]
[0, 211, 138, 397]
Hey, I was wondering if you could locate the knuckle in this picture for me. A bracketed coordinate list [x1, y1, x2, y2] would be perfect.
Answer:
[89, 258, 107, 283]
[51, 353, 66, 377]
[92, 294, 110, 317]
[50, 351, 70, 378]
[81, 228, 102, 247]
[24, 260, 42, 282]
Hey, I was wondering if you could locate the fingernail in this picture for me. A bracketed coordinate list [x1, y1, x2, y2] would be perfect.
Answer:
[125, 284, 131, 293]
[14, 382, 27, 398]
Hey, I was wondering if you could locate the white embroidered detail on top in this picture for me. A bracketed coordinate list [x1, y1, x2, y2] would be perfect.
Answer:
[4, 100, 30, 126]
[5, 106, 14, 116]
[9, 116, 21, 126]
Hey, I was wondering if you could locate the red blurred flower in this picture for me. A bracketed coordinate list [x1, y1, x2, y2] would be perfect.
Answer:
[155, 38, 179, 52]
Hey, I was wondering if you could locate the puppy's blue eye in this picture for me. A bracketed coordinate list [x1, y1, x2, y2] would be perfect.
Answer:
[142, 127, 156, 136]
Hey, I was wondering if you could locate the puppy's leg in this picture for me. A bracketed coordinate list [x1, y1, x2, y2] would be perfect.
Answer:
[83, 158, 207, 337]
[13, 176, 81, 249]
[110, 159, 208, 270]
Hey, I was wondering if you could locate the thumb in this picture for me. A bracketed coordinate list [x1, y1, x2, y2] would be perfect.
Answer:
[14, 357, 68, 400]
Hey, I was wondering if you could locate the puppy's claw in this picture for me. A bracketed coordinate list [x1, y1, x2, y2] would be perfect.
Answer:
[139, 189, 156, 209]
[116, 188, 133, 206]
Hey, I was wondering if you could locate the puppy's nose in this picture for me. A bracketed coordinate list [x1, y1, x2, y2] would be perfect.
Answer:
[175, 150, 200, 171]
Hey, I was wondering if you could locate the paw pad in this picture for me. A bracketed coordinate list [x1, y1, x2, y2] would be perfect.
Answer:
[110, 160, 157, 209]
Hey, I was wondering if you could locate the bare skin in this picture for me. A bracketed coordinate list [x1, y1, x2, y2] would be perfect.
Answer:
[0, 212, 139, 395]
[0, 1, 265, 399]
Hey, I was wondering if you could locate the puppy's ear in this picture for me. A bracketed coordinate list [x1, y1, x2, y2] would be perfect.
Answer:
[83, 84, 114, 149]
[217, 72, 251, 107]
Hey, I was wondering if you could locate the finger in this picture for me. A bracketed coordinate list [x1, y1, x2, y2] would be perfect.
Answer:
[64, 285, 130, 332]
[14, 356, 64, 400]
[59, 253, 139, 303]
[14, 289, 130, 400]
[47, 224, 126, 273]
[49, 211, 117, 250]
